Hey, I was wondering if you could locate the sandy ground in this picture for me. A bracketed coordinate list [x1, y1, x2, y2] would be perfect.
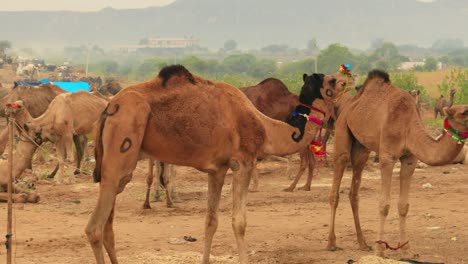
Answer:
[0, 148, 466, 264]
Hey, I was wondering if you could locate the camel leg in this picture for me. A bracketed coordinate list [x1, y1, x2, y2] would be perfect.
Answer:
[54, 139, 67, 183]
[103, 198, 118, 264]
[322, 128, 332, 167]
[248, 166, 259, 192]
[376, 154, 396, 257]
[349, 142, 371, 251]
[143, 159, 154, 209]
[299, 150, 315, 191]
[85, 184, 119, 264]
[231, 161, 253, 264]
[153, 161, 162, 202]
[202, 166, 228, 264]
[398, 155, 417, 259]
[327, 122, 352, 251]
[160, 162, 175, 208]
[284, 149, 308, 192]
[73, 134, 88, 175]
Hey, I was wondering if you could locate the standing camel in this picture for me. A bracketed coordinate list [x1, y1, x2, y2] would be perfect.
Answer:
[240, 77, 322, 192]
[327, 70, 468, 259]
[86, 65, 344, 264]
[434, 88, 456, 118]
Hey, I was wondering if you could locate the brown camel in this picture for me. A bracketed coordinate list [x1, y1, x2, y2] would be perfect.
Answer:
[86, 65, 343, 264]
[434, 88, 456, 118]
[17, 91, 109, 182]
[141, 76, 338, 207]
[327, 70, 468, 259]
[99, 77, 122, 96]
[240, 78, 319, 192]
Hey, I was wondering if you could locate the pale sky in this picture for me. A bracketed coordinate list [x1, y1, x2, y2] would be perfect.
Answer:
[0, 0, 176, 11]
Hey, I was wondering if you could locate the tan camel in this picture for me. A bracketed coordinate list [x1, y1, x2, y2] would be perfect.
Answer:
[17, 91, 109, 182]
[327, 70, 468, 259]
[0, 101, 41, 203]
[434, 88, 456, 118]
[86, 65, 344, 264]
[0, 84, 67, 155]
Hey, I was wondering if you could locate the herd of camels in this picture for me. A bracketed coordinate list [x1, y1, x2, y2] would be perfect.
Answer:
[0, 65, 467, 264]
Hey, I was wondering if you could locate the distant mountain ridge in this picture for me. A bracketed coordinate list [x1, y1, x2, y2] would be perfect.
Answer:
[0, 0, 466, 50]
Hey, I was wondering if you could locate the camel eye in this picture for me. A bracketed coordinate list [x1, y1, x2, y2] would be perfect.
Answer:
[462, 110, 468, 115]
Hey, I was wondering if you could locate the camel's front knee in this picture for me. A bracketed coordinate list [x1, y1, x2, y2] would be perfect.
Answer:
[398, 203, 410, 217]
[85, 224, 103, 247]
[334, 152, 350, 166]
[232, 215, 246, 236]
[380, 203, 390, 217]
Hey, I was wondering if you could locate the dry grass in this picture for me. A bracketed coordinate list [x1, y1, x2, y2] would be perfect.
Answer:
[119, 251, 239, 264]
[413, 69, 453, 98]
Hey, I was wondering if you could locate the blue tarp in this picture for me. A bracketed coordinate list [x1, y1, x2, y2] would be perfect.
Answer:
[13, 78, 91, 92]
[51, 81, 90, 92]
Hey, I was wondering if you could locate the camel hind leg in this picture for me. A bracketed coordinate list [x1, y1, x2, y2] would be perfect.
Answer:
[86, 100, 149, 264]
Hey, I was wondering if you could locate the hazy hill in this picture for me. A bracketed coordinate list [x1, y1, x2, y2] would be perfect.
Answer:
[0, 0, 466, 50]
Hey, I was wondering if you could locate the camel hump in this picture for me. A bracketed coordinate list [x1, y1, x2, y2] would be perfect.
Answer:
[158, 64, 196, 87]
[366, 69, 390, 83]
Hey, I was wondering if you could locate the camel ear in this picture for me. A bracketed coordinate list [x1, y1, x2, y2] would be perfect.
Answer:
[417, 90, 420, 95]
[303, 73, 308, 82]
[443, 106, 455, 117]
[23, 123, 29, 132]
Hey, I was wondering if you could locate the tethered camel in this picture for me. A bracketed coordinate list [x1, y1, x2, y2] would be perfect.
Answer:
[327, 70, 468, 258]
[86, 65, 343, 264]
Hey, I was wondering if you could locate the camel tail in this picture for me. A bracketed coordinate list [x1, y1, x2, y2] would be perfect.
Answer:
[93, 104, 119, 182]
[93, 112, 106, 183]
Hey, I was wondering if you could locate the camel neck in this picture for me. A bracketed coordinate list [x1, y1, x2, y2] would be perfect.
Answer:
[12, 141, 38, 180]
[407, 118, 465, 165]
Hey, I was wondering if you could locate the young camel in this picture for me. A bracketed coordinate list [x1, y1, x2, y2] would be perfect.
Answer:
[327, 70, 468, 258]
[19, 91, 109, 182]
[86, 65, 343, 264]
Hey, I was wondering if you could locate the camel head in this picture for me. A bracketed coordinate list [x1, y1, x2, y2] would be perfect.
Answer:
[443, 105, 468, 144]
[288, 73, 333, 142]
[23, 122, 48, 146]
[449, 88, 457, 97]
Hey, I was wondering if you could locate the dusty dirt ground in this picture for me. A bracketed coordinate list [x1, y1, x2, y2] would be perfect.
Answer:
[0, 143, 467, 264]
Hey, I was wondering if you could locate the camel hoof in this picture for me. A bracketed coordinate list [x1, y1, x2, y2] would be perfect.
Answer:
[73, 169, 81, 175]
[326, 245, 343, 251]
[359, 244, 373, 251]
[142, 203, 152, 210]
[166, 203, 177, 208]
[297, 186, 311, 191]
[248, 188, 259, 193]
[283, 187, 294, 192]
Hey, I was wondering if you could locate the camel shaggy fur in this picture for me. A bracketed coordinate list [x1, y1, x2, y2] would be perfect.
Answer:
[327, 70, 468, 259]
[17, 91, 109, 182]
[85, 65, 343, 264]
